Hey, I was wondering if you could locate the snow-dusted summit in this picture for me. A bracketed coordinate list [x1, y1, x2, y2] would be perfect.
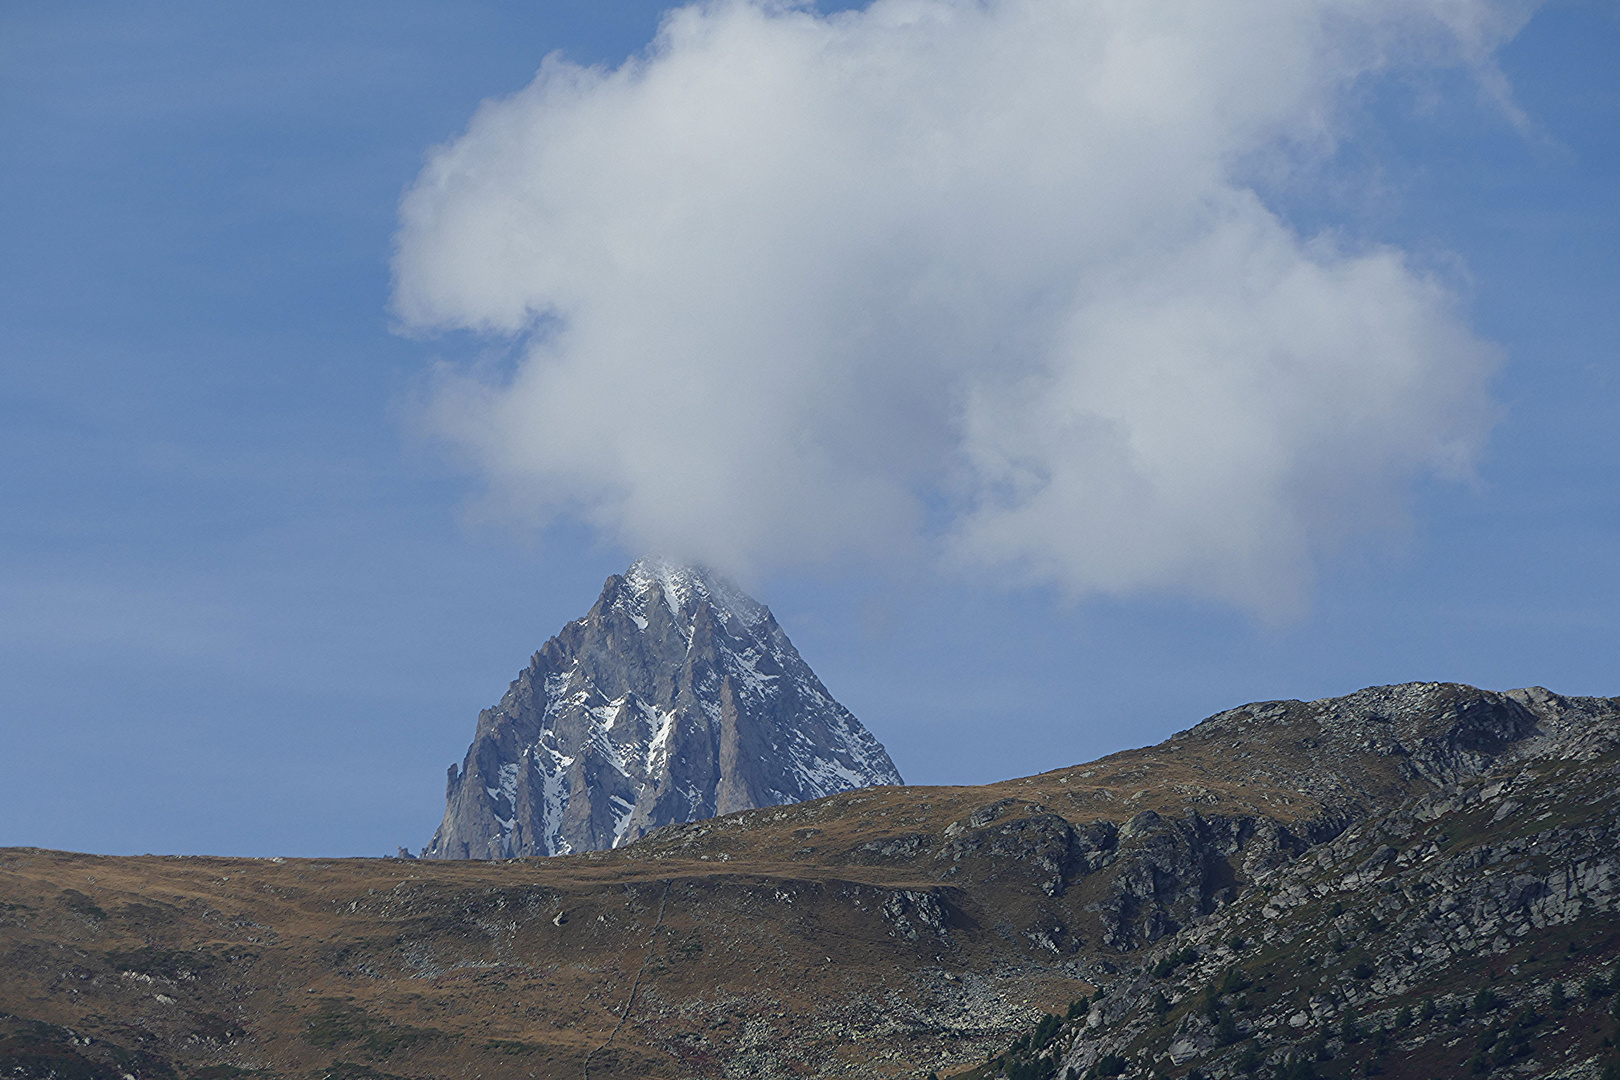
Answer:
[422, 558, 903, 858]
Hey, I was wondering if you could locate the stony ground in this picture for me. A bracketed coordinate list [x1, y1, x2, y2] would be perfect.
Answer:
[3, 683, 1617, 1080]
[954, 689, 1620, 1080]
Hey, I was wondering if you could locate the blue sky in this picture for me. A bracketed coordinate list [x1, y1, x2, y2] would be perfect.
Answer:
[1, 1, 1615, 857]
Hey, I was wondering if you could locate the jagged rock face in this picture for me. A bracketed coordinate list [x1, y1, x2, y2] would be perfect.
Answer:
[916, 685, 1620, 1080]
[423, 558, 903, 858]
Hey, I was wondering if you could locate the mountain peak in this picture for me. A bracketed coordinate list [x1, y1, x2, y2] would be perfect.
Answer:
[423, 557, 902, 859]
[616, 556, 768, 632]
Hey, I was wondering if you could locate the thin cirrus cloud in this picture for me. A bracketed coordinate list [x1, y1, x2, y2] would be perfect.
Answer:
[392, 0, 1524, 617]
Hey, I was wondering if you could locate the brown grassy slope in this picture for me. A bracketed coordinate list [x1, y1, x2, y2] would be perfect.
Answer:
[1, 682, 1600, 1080]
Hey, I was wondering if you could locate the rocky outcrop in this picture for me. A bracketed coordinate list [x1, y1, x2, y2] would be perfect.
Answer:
[422, 558, 902, 858]
[938, 684, 1620, 1080]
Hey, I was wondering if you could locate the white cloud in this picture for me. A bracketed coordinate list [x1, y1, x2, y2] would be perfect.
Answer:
[393, 0, 1522, 616]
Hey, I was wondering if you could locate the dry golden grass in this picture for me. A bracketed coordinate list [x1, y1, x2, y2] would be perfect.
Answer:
[0, 692, 1437, 1079]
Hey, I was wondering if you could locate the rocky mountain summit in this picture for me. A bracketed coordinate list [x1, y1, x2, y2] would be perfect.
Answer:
[422, 557, 902, 858]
